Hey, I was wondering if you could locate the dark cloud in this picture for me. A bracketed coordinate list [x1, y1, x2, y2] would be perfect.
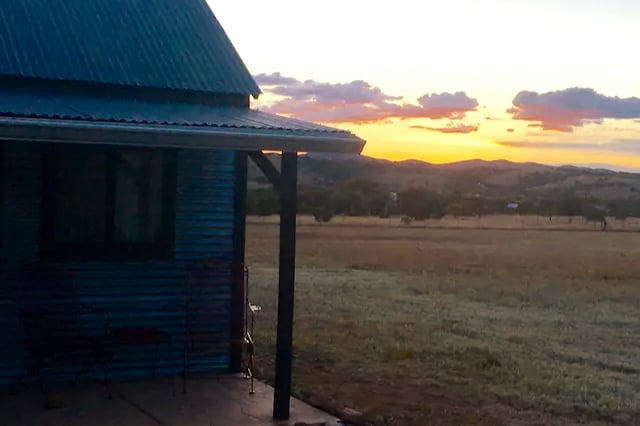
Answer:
[254, 72, 300, 86]
[496, 139, 640, 154]
[508, 88, 640, 132]
[410, 123, 479, 134]
[269, 79, 402, 104]
[255, 72, 478, 124]
[416, 93, 479, 120]
[506, 128, 515, 132]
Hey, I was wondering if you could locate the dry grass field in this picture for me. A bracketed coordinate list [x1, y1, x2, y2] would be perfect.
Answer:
[246, 215, 640, 426]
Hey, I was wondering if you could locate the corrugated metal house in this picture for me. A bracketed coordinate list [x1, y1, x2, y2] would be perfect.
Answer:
[0, 0, 364, 419]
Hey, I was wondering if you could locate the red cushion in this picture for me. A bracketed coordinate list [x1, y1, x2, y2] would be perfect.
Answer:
[113, 327, 170, 344]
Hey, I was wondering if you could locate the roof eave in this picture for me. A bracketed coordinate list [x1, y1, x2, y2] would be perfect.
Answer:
[0, 117, 365, 154]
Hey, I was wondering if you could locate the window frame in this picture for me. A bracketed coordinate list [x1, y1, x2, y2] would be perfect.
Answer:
[40, 144, 177, 261]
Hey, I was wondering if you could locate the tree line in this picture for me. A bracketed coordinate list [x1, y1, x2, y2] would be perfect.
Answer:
[247, 179, 640, 222]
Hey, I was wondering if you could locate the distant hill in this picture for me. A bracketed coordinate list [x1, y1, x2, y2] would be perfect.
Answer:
[248, 154, 640, 202]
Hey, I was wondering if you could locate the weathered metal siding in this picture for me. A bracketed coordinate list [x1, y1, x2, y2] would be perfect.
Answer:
[0, 142, 41, 272]
[0, 141, 42, 386]
[175, 150, 235, 262]
[0, 143, 236, 386]
[0, 142, 3, 278]
[172, 148, 236, 376]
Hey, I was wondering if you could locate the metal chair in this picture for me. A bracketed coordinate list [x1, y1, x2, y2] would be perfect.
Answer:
[13, 263, 113, 395]
[110, 324, 175, 395]
[182, 259, 260, 394]
[242, 265, 261, 395]
[111, 326, 173, 376]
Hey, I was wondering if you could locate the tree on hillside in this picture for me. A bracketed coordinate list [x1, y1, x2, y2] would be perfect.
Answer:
[607, 200, 634, 220]
[515, 200, 536, 215]
[445, 194, 488, 218]
[582, 205, 608, 230]
[468, 196, 488, 217]
[247, 187, 279, 216]
[331, 179, 389, 216]
[556, 196, 586, 223]
[538, 198, 556, 221]
[398, 187, 446, 220]
[298, 189, 334, 222]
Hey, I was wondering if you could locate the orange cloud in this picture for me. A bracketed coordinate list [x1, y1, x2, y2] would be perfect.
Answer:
[255, 72, 478, 124]
[410, 123, 479, 134]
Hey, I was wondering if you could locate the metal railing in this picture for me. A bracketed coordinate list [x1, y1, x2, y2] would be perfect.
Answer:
[242, 264, 261, 395]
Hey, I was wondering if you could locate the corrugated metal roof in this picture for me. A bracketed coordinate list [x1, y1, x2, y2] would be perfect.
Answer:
[0, 88, 344, 132]
[0, 0, 260, 96]
[0, 87, 365, 154]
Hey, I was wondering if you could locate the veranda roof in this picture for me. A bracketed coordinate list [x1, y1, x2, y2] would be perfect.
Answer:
[0, 87, 365, 153]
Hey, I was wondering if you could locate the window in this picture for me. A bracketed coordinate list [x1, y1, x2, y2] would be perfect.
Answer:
[41, 145, 177, 260]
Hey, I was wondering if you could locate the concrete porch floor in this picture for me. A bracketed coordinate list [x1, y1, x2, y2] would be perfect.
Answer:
[0, 375, 342, 426]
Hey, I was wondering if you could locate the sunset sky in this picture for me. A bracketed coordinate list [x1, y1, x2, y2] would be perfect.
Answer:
[210, 0, 640, 170]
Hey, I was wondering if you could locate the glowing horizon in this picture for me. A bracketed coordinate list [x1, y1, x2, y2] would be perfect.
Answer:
[209, 0, 640, 171]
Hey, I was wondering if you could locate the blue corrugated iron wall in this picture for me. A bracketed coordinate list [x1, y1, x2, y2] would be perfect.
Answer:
[0, 142, 41, 271]
[0, 141, 42, 386]
[0, 142, 236, 386]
